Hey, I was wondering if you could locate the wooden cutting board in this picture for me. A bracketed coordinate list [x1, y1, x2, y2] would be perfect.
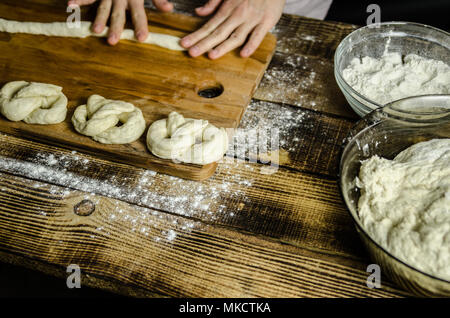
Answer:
[0, 0, 276, 181]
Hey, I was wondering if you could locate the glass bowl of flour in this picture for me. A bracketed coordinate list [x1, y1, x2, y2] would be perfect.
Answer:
[339, 95, 450, 296]
[334, 22, 450, 117]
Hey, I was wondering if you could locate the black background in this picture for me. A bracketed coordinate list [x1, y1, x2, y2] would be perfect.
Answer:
[326, 0, 450, 30]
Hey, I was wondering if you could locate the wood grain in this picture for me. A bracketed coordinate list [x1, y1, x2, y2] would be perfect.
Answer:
[0, 0, 276, 181]
[0, 172, 410, 297]
[254, 52, 358, 119]
[237, 100, 355, 176]
[0, 131, 375, 258]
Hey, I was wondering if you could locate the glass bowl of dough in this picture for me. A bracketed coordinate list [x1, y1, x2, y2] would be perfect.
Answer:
[334, 22, 450, 117]
[339, 94, 450, 297]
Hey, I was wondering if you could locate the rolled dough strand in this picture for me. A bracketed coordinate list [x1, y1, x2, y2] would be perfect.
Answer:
[0, 18, 185, 51]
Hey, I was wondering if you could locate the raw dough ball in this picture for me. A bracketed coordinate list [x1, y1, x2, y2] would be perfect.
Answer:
[72, 94, 146, 144]
[147, 112, 229, 165]
[0, 81, 68, 124]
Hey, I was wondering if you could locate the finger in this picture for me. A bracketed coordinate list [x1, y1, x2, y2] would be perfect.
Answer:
[92, 0, 112, 33]
[181, 0, 238, 49]
[152, 0, 173, 12]
[129, 0, 148, 41]
[195, 0, 222, 16]
[108, 0, 127, 45]
[68, 0, 97, 6]
[188, 13, 246, 57]
[240, 23, 271, 58]
[209, 24, 253, 59]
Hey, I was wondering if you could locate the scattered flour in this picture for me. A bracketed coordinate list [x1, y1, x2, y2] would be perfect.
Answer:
[234, 100, 308, 154]
[343, 53, 450, 105]
[259, 53, 320, 109]
[357, 139, 450, 281]
[0, 148, 253, 242]
[0, 100, 309, 242]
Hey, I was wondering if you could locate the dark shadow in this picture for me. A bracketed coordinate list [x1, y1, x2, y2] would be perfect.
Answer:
[326, 0, 449, 31]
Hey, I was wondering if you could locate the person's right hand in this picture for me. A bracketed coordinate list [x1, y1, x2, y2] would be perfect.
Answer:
[181, 0, 285, 59]
[67, 0, 174, 45]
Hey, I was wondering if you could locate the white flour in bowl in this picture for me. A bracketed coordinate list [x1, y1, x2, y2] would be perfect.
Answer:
[356, 139, 450, 281]
[343, 53, 450, 105]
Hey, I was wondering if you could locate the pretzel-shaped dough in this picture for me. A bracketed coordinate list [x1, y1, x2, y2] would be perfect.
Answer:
[72, 94, 146, 144]
[147, 112, 228, 165]
[0, 81, 67, 124]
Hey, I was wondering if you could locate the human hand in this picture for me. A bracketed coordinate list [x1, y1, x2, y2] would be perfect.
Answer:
[67, 0, 174, 45]
[181, 0, 285, 59]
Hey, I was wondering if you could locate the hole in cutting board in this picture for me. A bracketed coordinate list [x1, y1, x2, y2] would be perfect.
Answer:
[197, 83, 224, 99]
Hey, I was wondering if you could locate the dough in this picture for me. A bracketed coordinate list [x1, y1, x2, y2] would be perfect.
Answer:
[72, 94, 146, 144]
[0, 18, 185, 51]
[356, 139, 450, 281]
[147, 112, 229, 165]
[0, 81, 68, 124]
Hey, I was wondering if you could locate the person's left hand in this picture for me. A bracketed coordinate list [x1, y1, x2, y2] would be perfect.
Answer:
[67, 0, 173, 45]
[180, 0, 285, 59]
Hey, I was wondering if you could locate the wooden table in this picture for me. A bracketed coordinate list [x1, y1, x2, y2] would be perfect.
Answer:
[0, 0, 411, 297]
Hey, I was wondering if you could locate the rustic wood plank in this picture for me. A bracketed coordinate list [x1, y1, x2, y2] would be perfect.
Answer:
[254, 52, 358, 119]
[0, 251, 165, 297]
[0, 172, 411, 297]
[236, 100, 354, 176]
[273, 14, 358, 59]
[254, 13, 360, 119]
[0, 131, 364, 258]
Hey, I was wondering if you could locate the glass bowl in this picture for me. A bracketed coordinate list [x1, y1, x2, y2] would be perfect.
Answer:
[339, 95, 450, 297]
[334, 22, 450, 117]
